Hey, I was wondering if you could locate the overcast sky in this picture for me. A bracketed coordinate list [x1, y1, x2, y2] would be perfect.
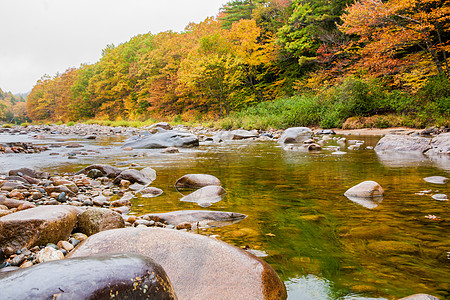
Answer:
[0, 0, 229, 94]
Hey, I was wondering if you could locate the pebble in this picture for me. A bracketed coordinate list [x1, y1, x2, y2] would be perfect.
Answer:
[424, 176, 449, 185]
[432, 194, 448, 201]
[35, 247, 64, 263]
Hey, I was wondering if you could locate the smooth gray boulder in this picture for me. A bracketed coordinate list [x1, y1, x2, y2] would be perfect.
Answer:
[68, 228, 287, 300]
[180, 186, 226, 207]
[424, 176, 449, 184]
[399, 294, 440, 300]
[122, 131, 199, 149]
[175, 174, 221, 189]
[375, 135, 431, 153]
[0, 253, 177, 300]
[344, 181, 384, 209]
[0, 206, 77, 252]
[279, 127, 313, 144]
[140, 210, 247, 227]
[213, 130, 259, 142]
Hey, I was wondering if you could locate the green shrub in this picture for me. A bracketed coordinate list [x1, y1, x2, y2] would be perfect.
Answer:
[67, 121, 75, 126]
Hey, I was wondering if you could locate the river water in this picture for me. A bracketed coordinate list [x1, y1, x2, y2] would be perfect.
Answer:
[1, 130, 449, 299]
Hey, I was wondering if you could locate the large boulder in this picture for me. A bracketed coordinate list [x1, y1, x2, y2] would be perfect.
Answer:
[113, 169, 152, 185]
[0, 206, 77, 252]
[180, 186, 226, 207]
[279, 127, 313, 144]
[0, 253, 177, 300]
[175, 174, 221, 189]
[68, 228, 286, 300]
[77, 207, 125, 236]
[374, 135, 431, 153]
[427, 132, 450, 155]
[122, 131, 199, 149]
[213, 130, 259, 142]
[140, 210, 247, 228]
[399, 294, 440, 300]
[76, 164, 123, 178]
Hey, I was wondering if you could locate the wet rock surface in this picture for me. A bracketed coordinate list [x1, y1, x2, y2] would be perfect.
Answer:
[68, 227, 287, 300]
[180, 185, 226, 207]
[140, 210, 247, 227]
[0, 206, 77, 252]
[77, 207, 125, 236]
[0, 253, 177, 300]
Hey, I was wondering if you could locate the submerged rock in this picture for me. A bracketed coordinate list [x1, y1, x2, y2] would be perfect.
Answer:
[180, 186, 226, 207]
[0, 253, 177, 300]
[344, 181, 384, 209]
[122, 131, 199, 149]
[423, 176, 449, 185]
[68, 227, 286, 300]
[140, 210, 247, 228]
[0, 206, 77, 252]
[175, 174, 221, 189]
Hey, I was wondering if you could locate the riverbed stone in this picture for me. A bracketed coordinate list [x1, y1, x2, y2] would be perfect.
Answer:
[76, 164, 123, 178]
[36, 246, 64, 263]
[0, 205, 77, 252]
[140, 167, 157, 181]
[139, 187, 164, 197]
[424, 176, 449, 185]
[344, 181, 384, 198]
[175, 174, 221, 189]
[122, 130, 199, 149]
[0, 253, 177, 300]
[141, 210, 247, 227]
[0, 197, 29, 209]
[113, 169, 152, 185]
[279, 127, 313, 144]
[77, 207, 125, 236]
[180, 185, 226, 207]
[213, 130, 259, 142]
[431, 194, 448, 201]
[68, 227, 286, 300]
[374, 135, 431, 153]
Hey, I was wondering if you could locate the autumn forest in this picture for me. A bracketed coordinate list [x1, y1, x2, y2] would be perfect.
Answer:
[18, 0, 450, 128]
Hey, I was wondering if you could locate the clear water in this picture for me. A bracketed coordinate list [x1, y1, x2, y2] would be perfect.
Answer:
[1, 132, 449, 299]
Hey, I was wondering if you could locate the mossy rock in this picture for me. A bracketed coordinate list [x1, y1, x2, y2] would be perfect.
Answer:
[367, 241, 419, 254]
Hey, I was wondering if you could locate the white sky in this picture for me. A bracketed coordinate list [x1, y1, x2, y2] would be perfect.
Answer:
[0, 0, 229, 94]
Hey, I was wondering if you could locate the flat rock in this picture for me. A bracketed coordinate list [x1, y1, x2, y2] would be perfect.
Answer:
[0, 205, 77, 252]
[424, 176, 449, 184]
[0, 198, 28, 209]
[68, 227, 286, 300]
[76, 164, 123, 178]
[141, 210, 247, 227]
[374, 135, 431, 153]
[279, 127, 313, 144]
[0, 253, 177, 300]
[213, 130, 259, 142]
[139, 187, 164, 197]
[175, 174, 221, 189]
[122, 131, 199, 149]
[180, 186, 226, 207]
[77, 207, 125, 236]
[113, 169, 152, 185]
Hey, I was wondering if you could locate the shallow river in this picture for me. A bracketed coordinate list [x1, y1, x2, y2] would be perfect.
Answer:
[1, 131, 449, 299]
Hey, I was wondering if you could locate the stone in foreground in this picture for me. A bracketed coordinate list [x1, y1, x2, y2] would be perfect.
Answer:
[77, 207, 125, 236]
[68, 227, 286, 300]
[0, 253, 177, 300]
[0, 206, 77, 252]
[175, 174, 221, 189]
[122, 131, 199, 149]
[399, 294, 440, 300]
